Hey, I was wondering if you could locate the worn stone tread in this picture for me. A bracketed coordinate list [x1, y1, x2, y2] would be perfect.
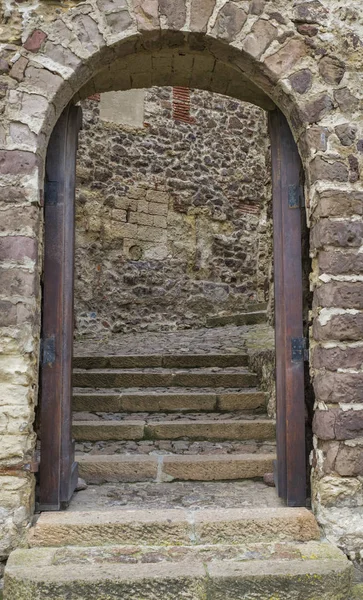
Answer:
[76, 452, 276, 483]
[73, 367, 258, 389]
[28, 507, 320, 548]
[72, 418, 275, 441]
[73, 353, 249, 369]
[207, 311, 267, 328]
[72, 388, 267, 413]
[5, 548, 352, 600]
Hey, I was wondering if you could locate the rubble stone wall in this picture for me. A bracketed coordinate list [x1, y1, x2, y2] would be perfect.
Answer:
[1, 0, 363, 572]
[74, 89, 270, 337]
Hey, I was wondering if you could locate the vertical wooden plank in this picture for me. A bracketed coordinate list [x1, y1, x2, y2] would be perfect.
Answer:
[39, 104, 82, 510]
[268, 109, 306, 507]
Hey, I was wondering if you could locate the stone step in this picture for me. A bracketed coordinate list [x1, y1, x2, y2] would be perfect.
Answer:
[76, 452, 276, 483]
[72, 368, 258, 388]
[5, 542, 352, 600]
[72, 418, 275, 442]
[28, 507, 320, 548]
[72, 388, 267, 413]
[207, 310, 267, 328]
[247, 302, 268, 312]
[73, 353, 249, 369]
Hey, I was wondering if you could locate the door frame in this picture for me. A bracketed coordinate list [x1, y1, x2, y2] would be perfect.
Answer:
[39, 105, 306, 509]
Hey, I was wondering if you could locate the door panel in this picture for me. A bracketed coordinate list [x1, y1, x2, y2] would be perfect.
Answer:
[269, 109, 306, 507]
[39, 103, 82, 511]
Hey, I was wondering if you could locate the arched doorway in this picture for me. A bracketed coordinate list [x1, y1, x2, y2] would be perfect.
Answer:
[40, 95, 306, 510]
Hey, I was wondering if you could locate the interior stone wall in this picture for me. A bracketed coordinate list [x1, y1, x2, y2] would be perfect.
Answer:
[74, 89, 271, 337]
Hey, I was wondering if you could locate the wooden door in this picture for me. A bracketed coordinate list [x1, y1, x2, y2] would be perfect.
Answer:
[39, 103, 82, 510]
[269, 109, 306, 507]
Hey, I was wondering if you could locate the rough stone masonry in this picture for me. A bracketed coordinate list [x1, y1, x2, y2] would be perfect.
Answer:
[74, 88, 271, 337]
[1, 0, 363, 586]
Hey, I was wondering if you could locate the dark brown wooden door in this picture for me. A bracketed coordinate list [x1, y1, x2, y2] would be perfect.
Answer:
[39, 103, 82, 510]
[269, 109, 306, 507]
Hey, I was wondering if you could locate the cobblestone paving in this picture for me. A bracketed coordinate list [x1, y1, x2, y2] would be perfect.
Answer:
[74, 324, 274, 356]
[70, 480, 282, 511]
[75, 439, 276, 455]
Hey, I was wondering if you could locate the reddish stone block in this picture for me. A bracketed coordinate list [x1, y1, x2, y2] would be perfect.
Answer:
[314, 281, 363, 309]
[0, 207, 39, 234]
[289, 69, 312, 94]
[294, 0, 328, 24]
[314, 371, 363, 403]
[312, 345, 363, 371]
[319, 55, 346, 85]
[0, 151, 38, 176]
[311, 220, 363, 249]
[23, 30, 48, 53]
[309, 156, 349, 183]
[0, 237, 37, 261]
[314, 312, 363, 342]
[9, 56, 29, 82]
[318, 250, 363, 275]
[313, 410, 336, 441]
[0, 300, 17, 327]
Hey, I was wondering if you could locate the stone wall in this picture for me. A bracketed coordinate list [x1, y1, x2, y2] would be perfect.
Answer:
[74, 89, 270, 337]
[1, 0, 363, 575]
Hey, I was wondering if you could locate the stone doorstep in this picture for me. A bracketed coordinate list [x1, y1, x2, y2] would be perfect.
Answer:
[207, 311, 267, 328]
[72, 389, 267, 413]
[28, 507, 320, 548]
[73, 353, 250, 369]
[71, 418, 276, 441]
[72, 369, 258, 389]
[4, 541, 352, 600]
[76, 452, 276, 483]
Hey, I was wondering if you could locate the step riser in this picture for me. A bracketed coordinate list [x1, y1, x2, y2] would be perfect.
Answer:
[29, 508, 320, 548]
[72, 392, 267, 413]
[73, 354, 249, 369]
[77, 454, 275, 484]
[207, 312, 266, 328]
[73, 372, 258, 388]
[72, 421, 276, 442]
[4, 560, 352, 600]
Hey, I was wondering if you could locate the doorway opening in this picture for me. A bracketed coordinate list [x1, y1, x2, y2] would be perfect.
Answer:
[39, 84, 311, 513]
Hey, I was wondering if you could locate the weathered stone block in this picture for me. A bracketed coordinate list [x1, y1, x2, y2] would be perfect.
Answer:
[314, 371, 363, 404]
[314, 189, 363, 217]
[159, 0, 186, 29]
[0, 151, 37, 176]
[190, 0, 215, 32]
[314, 311, 363, 342]
[23, 30, 47, 52]
[242, 19, 277, 60]
[265, 39, 307, 79]
[289, 69, 312, 94]
[314, 282, 363, 309]
[309, 156, 349, 183]
[0, 237, 37, 262]
[293, 1, 328, 23]
[0, 268, 37, 298]
[335, 444, 363, 477]
[212, 2, 247, 42]
[312, 345, 363, 371]
[319, 55, 345, 85]
[311, 221, 363, 249]
[318, 249, 363, 275]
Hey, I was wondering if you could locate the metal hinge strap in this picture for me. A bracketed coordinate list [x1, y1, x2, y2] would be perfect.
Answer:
[291, 337, 309, 362]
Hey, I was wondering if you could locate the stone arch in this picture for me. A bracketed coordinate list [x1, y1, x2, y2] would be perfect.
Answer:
[1, 0, 363, 555]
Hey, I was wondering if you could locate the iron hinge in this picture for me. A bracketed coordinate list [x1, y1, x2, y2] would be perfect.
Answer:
[42, 335, 56, 367]
[288, 184, 305, 208]
[291, 337, 309, 362]
[44, 181, 59, 206]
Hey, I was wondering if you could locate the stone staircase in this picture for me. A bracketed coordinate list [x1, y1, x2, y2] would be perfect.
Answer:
[72, 348, 276, 485]
[3, 316, 355, 598]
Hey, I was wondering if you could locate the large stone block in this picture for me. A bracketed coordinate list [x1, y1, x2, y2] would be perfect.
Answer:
[314, 189, 363, 217]
[212, 2, 247, 41]
[312, 345, 363, 370]
[318, 249, 363, 275]
[311, 221, 363, 249]
[314, 282, 363, 309]
[314, 371, 363, 404]
[313, 311, 363, 342]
